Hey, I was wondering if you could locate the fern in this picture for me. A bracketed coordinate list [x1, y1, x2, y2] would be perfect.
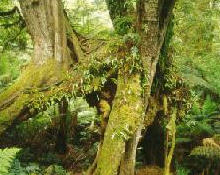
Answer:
[213, 134, 220, 145]
[202, 95, 217, 115]
[191, 136, 220, 160]
[191, 102, 201, 115]
[190, 146, 220, 159]
[0, 148, 20, 175]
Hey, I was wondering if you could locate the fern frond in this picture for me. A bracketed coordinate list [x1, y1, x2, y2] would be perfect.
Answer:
[190, 146, 220, 159]
[0, 148, 20, 175]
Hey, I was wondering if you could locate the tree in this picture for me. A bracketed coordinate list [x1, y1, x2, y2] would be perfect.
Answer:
[0, 0, 176, 174]
[0, 0, 83, 133]
[91, 0, 176, 174]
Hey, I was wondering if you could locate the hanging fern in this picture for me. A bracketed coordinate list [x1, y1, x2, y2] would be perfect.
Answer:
[0, 148, 20, 175]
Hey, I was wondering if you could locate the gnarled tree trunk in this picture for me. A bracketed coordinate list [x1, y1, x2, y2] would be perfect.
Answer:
[92, 0, 176, 174]
[0, 0, 82, 134]
[0, 0, 176, 174]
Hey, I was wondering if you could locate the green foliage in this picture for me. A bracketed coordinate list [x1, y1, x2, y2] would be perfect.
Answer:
[69, 97, 97, 123]
[9, 162, 42, 175]
[7, 97, 98, 147]
[44, 165, 69, 175]
[123, 33, 140, 45]
[176, 164, 191, 175]
[202, 95, 218, 115]
[0, 0, 29, 50]
[114, 16, 133, 35]
[177, 115, 214, 141]
[0, 148, 20, 175]
[66, 0, 112, 37]
[190, 146, 220, 159]
[188, 94, 218, 118]
[191, 102, 201, 115]
[8, 104, 58, 142]
[176, 94, 218, 143]
[69, 97, 99, 143]
[173, 0, 220, 95]
[0, 50, 29, 92]
[0, 52, 21, 88]
[0, 147, 69, 175]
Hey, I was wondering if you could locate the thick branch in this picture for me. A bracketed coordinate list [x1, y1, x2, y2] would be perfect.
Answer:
[0, 51, 116, 134]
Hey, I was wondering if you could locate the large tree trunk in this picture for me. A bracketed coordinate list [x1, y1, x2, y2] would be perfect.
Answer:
[93, 0, 176, 174]
[0, 1, 176, 174]
[0, 0, 82, 134]
[94, 73, 144, 175]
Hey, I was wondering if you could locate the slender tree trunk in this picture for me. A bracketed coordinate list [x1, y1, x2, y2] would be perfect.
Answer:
[164, 109, 176, 175]
[119, 126, 142, 175]
[55, 97, 68, 154]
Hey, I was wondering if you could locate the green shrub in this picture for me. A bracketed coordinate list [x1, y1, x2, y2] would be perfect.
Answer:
[176, 165, 191, 175]
[44, 165, 69, 175]
[113, 16, 133, 35]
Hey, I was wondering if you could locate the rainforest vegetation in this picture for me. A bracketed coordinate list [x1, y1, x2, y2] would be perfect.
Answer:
[0, 0, 219, 175]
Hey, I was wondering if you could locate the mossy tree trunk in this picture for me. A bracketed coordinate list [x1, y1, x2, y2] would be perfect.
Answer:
[94, 73, 144, 175]
[164, 109, 176, 175]
[93, 0, 176, 175]
[0, 0, 176, 173]
[0, 0, 82, 134]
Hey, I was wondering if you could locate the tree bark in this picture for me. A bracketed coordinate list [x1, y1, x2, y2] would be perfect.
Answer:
[94, 0, 176, 174]
[119, 126, 142, 175]
[0, 0, 83, 134]
[94, 73, 144, 175]
[0, 1, 176, 174]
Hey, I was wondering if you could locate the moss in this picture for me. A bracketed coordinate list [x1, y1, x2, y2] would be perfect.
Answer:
[0, 59, 64, 101]
[0, 59, 69, 134]
[95, 73, 144, 175]
[0, 94, 29, 133]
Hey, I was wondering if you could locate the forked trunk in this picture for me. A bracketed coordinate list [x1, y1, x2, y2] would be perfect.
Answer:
[93, 0, 176, 174]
